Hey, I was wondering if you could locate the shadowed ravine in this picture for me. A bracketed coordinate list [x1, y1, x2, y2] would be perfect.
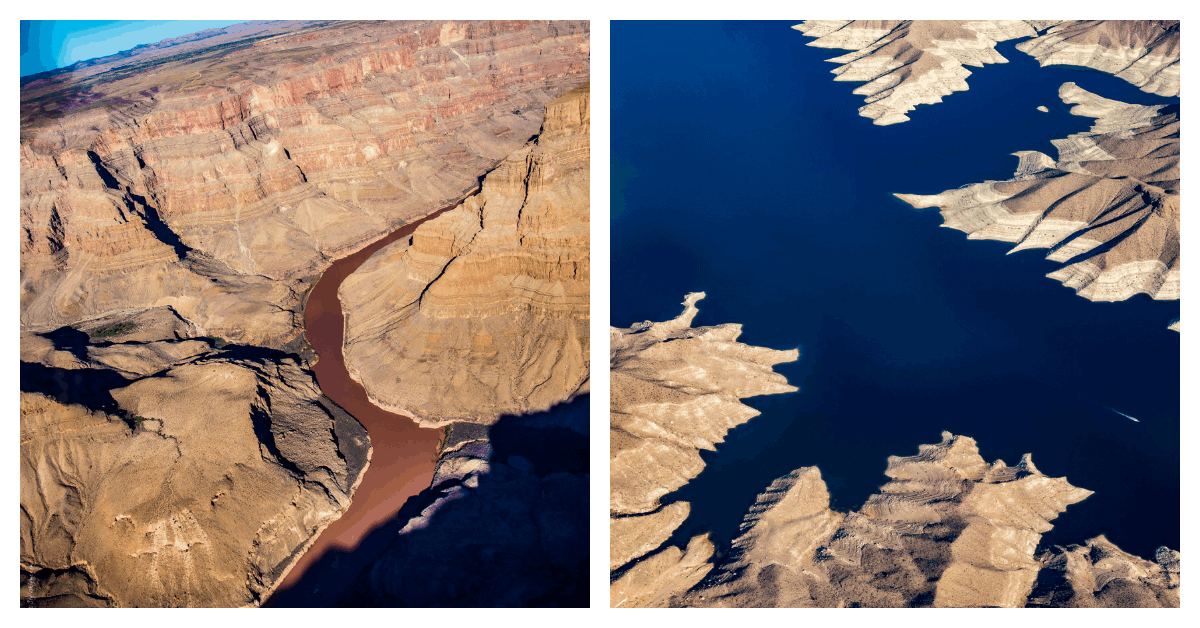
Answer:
[265, 188, 480, 606]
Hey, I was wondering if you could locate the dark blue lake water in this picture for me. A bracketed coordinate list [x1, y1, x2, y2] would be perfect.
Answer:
[612, 21, 1180, 562]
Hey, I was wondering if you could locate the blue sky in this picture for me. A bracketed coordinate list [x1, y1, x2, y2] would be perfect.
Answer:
[20, 20, 246, 77]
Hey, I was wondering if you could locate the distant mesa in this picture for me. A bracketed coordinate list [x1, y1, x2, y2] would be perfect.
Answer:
[793, 20, 1179, 125]
[895, 83, 1179, 326]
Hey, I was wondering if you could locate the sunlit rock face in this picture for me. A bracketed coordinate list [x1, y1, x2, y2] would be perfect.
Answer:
[607, 304, 1177, 608]
[608, 293, 800, 607]
[895, 83, 1179, 308]
[1016, 21, 1179, 97]
[19, 20, 589, 608]
[20, 20, 589, 347]
[339, 84, 590, 426]
[793, 20, 1179, 125]
[611, 429, 1179, 608]
[20, 325, 368, 608]
[793, 20, 1038, 126]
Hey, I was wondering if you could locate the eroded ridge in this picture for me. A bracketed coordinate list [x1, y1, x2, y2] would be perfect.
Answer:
[340, 84, 590, 426]
[609, 293, 799, 608]
[793, 20, 1039, 126]
[20, 308, 368, 607]
[793, 20, 1180, 125]
[615, 430, 1178, 607]
[895, 83, 1179, 313]
[1016, 21, 1179, 97]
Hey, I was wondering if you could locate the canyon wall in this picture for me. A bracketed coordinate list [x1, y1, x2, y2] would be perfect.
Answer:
[20, 309, 369, 607]
[21, 20, 589, 347]
[19, 20, 589, 607]
[340, 84, 590, 426]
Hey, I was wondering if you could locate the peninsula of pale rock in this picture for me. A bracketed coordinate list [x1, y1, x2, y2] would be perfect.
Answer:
[339, 84, 590, 426]
[895, 83, 1179, 311]
[609, 293, 799, 607]
[610, 301, 1179, 607]
[793, 20, 1179, 125]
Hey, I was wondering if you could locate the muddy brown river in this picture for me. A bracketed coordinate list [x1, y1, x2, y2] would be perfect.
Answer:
[266, 190, 477, 605]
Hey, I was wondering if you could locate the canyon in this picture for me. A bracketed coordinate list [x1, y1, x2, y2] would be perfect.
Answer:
[609, 296, 1180, 608]
[20, 20, 589, 607]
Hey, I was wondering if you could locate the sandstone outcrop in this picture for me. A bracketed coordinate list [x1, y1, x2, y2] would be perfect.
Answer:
[793, 20, 1179, 125]
[340, 84, 590, 426]
[20, 329, 368, 607]
[1027, 536, 1180, 607]
[21, 20, 589, 347]
[608, 293, 799, 607]
[895, 83, 1179, 308]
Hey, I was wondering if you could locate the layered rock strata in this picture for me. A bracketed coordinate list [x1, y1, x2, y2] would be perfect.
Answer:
[20, 20, 590, 608]
[793, 20, 1039, 126]
[20, 320, 368, 607]
[610, 428, 1181, 607]
[21, 20, 589, 347]
[1016, 21, 1179, 97]
[896, 83, 1179, 307]
[340, 84, 590, 425]
[609, 303, 1178, 607]
[608, 293, 800, 607]
[793, 20, 1180, 125]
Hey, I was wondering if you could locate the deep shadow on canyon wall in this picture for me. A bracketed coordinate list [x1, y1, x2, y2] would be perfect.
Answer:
[268, 395, 590, 608]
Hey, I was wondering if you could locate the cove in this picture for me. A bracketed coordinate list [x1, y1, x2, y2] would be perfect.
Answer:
[266, 188, 479, 606]
[612, 21, 1180, 562]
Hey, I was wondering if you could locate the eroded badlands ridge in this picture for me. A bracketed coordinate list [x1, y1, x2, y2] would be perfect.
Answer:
[21, 20, 589, 347]
[20, 309, 368, 607]
[609, 293, 799, 607]
[609, 302, 1179, 607]
[674, 433, 1180, 608]
[793, 20, 1179, 125]
[896, 83, 1179, 308]
[340, 84, 590, 426]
